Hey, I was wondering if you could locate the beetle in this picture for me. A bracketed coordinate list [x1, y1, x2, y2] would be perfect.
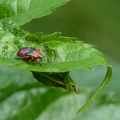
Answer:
[16, 47, 49, 66]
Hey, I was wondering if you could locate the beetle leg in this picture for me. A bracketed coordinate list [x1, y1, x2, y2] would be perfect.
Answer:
[28, 57, 34, 63]
[36, 59, 42, 66]
[43, 55, 50, 63]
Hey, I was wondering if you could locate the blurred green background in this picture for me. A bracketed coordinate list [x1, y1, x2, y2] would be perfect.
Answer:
[1, 0, 120, 119]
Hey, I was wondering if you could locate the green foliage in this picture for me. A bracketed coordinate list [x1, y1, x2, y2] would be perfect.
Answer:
[0, 0, 112, 116]
[0, 29, 110, 72]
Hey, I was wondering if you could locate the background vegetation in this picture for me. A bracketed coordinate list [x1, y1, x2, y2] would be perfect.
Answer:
[0, 0, 120, 119]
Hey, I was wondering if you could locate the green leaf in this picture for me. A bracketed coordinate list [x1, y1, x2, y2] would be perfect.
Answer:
[0, 0, 70, 30]
[32, 72, 80, 94]
[0, 29, 110, 72]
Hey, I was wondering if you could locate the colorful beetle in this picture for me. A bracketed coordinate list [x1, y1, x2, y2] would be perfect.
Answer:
[17, 47, 49, 66]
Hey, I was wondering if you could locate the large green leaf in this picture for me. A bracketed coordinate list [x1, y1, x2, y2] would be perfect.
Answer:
[0, 0, 70, 30]
[0, 29, 110, 72]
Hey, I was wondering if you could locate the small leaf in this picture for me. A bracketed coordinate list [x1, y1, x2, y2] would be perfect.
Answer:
[32, 72, 80, 94]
